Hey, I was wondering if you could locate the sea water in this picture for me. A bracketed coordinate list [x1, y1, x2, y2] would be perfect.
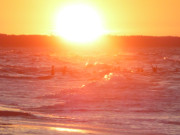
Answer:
[0, 47, 180, 135]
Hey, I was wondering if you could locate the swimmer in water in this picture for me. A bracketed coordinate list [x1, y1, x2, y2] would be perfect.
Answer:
[51, 65, 55, 76]
[62, 66, 67, 75]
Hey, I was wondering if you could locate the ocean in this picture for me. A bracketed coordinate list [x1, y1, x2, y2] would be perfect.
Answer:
[0, 46, 180, 135]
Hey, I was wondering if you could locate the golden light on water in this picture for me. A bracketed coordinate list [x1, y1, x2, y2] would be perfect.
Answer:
[51, 127, 87, 133]
[54, 3, 105, 44]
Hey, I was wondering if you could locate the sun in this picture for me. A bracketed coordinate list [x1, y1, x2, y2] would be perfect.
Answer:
[54, 3, 105, 44]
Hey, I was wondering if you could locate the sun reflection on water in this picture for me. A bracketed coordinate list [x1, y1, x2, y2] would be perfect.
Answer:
[51, 127, 87, 133]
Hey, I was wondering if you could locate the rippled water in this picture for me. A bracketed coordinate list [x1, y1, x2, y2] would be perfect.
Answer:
[0, 47, 180, 135]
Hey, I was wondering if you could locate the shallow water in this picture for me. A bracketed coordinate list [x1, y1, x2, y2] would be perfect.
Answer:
[0, 47, 180, 135]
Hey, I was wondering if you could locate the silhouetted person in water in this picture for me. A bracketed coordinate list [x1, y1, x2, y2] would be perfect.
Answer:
[137, 67, 144, 72]
[152, 65, 157, 73]
[62, 66, 67, 75]
[51, 65, 55, 76]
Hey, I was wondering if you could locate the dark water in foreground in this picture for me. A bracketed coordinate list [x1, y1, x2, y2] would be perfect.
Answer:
[0, 47, 180, 135]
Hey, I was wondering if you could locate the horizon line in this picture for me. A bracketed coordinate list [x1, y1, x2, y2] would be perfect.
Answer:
[0, 33, 180, 38]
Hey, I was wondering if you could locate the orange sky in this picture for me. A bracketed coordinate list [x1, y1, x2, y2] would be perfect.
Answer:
[1, 0, 180, 36]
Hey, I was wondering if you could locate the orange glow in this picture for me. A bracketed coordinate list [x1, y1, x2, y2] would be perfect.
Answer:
[0, 0, 180, 36]
[54, 3, 105, 44]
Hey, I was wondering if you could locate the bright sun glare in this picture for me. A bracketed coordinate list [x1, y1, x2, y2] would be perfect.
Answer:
[54, 4, 105, 44]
